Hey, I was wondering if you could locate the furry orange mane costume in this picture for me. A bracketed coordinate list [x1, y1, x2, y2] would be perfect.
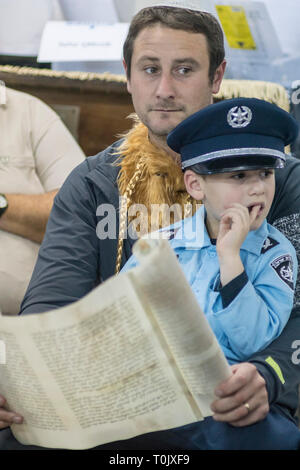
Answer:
[115, 118, 200, 272]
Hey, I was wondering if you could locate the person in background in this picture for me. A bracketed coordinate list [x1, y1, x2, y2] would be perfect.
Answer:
[0, 86, 85, 315]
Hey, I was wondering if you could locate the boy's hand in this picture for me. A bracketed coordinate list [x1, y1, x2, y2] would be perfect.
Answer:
[216, 203, 260, 287]
[217, 203, 260, 257]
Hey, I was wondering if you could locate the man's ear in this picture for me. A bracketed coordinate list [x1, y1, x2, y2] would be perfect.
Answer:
[184, 170, 205, 201]
[211, 59, 227, 95]
[123, 59, 132, 94]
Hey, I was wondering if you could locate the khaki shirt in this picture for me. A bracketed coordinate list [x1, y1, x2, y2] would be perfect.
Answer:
[0, 87, 85, 314]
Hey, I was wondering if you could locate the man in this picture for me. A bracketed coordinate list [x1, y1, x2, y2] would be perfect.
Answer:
[0, 3, 299, 449]
[0, 85, 85, 315]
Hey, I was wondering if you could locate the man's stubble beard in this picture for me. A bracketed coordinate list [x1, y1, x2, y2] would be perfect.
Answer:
[142, 113, 181, 142]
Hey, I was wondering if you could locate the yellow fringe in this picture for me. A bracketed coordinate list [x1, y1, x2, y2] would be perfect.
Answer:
[217, 79, 290, 112]
[0, 65, 127, 83]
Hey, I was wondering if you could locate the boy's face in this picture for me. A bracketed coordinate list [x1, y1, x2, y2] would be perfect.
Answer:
[184, 168, 276, 236]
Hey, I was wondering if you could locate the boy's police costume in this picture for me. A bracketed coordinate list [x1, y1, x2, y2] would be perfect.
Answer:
[125, 204, 297, 364]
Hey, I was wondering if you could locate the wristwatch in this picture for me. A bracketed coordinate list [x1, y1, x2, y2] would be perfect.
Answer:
[0, 194, 8, 218]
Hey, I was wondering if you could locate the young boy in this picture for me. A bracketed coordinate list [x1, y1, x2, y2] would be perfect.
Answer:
[122, 98, 298, 365]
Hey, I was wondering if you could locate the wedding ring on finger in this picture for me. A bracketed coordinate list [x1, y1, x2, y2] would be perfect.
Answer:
[244, 402, 250, 413]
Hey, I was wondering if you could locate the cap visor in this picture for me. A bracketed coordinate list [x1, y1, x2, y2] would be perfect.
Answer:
[187, 155, 285, 174]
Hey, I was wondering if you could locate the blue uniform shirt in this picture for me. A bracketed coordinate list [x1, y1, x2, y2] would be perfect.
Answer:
[122, 205, 298, 364]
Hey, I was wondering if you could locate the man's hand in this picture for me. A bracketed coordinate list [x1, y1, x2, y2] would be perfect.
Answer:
[0, 394, 23, 429]
[210, 363, 269, 426]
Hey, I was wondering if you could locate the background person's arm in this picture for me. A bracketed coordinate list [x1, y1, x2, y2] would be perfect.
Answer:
[0, 191, 57, 244]
[0, 94, 85, 243]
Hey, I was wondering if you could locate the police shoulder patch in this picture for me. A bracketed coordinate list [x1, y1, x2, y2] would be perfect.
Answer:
[261, 237, 279, 254]
[270, 254, 294, 290]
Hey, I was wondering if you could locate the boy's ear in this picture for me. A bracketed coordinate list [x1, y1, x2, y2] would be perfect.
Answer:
[184, 170, 205, 201]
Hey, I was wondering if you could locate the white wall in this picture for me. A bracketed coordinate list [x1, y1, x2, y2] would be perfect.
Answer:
[1, 0, 299, 84]
[59, 0, 118, 22]
[0, 0, 63, 55]
[255, 0, 300, 57]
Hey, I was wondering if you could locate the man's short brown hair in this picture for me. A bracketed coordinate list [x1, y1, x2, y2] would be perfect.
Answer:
[123, 6, 225, 83]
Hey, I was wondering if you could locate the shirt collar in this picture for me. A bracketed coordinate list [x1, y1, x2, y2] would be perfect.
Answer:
[170, 205, 211, 249]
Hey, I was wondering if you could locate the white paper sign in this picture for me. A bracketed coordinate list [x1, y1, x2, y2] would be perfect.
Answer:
[38, 21, 129, 62]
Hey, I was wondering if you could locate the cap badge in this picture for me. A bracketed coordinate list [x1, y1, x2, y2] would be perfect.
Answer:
[227, 106, 252, 128]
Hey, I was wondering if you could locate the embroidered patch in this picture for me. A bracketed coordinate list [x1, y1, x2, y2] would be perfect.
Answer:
[273, 213, 299, 308]
[270, 254, 294, 290]
[261, 237, 279, 254]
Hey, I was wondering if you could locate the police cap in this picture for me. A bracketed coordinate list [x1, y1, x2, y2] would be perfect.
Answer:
[167, 98, 299, 174]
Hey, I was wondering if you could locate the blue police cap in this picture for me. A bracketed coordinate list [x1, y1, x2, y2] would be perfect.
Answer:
[167, 98, 299, 174]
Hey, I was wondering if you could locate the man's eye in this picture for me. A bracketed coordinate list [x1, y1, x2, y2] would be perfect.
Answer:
[177, 67, 191, 75]
[144, 66, 158, 74]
